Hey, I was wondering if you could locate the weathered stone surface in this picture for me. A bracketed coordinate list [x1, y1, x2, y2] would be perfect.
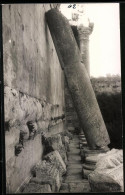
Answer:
[43, 150, 66, 176]
[5, 127, 20, 162]
[32, 160, 61, 192]
[47, 134, 63, 150]
[6, 133, 42, 193]
[45, 134, 68, 164]
[88, 149, 123, 192]
[82, 147, 108, 159]
[23, 183, 52, 193]
[46, 8, 110, 150]
[3, 4, 65, 193]
[59, 147, 68, 165]
[88, 164, 123, 192]
[77, 23, 94, 75]
[85, 155, 98, 165]
[30, 177, 57, 192]
[34, 160, 55, 177]
[96, 149, 123, 169]
[4, 86, 24, 127]
[4, 86, 45, 127]
[61, 130, 73, 140]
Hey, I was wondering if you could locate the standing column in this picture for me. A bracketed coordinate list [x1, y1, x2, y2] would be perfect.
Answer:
[77, 22, 94, 76]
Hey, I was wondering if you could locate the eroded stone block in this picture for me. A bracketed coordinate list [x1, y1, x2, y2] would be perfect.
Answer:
[58, 147, 68, 165]
[44, 134, 68, 164]
[96, 149, 123, 169]
[88, 165, 123, 192]
[47, 134, 63, 150]
[43, 150, 66, 176]
[31, 160, 61, 192]
[88, 149, 123, 192]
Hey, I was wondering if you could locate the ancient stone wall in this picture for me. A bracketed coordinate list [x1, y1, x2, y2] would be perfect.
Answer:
[64, 26, 81, 133]
[3, 4, 65, 193]
[64, 79, 81, 132]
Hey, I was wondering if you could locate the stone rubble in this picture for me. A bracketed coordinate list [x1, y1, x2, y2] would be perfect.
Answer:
[43, 150, 66, 176]
[88, 149, 123, 192]
[22, 132, 70, 193]
[22, 132, 123, 193]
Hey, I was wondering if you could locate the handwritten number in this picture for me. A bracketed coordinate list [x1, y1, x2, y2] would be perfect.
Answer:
[68, 4, 76, 9]
[68, 4, 72, 8]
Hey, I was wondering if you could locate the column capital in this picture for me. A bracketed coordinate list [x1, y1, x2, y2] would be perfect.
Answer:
[77, 22, 94, 40]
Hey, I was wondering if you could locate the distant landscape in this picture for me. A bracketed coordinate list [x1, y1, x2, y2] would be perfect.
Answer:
[91, 75, 122, 149]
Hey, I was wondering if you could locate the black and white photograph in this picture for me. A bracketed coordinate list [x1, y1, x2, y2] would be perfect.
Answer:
[0, 2, 124, 193]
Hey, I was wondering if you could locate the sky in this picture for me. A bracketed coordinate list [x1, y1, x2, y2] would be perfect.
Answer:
[60, 3, 121, 77]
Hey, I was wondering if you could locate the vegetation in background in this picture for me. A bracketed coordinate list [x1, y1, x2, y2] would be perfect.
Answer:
[91, 76, 122, 149]
[96, 92, 122, 149]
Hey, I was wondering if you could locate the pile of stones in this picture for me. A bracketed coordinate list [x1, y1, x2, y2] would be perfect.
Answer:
[22, 131, 72, 193]
[79, 133, 123, 192]
[88, 149, 123, 192]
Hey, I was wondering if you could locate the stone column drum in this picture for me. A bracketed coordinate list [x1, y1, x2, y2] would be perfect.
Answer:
[46, 9, 110, 150]
[77, 23, 94, 76]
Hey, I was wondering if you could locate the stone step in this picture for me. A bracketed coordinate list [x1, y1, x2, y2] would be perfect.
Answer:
[68, 149, 80, 155]
[66, 168, 82, 175]
[68, 154, 81, 161]
[64, 177, 88, 183]
[70, 142, 79, 144]
[67, 163, 82, 169]
[69, 144, 79, 147]
[64, 172, 82, 180]
[59, 135, 91, 193]
[68, 160, 82, 164]
[69, 145, 79, 147]
[69, 147, 80, 150]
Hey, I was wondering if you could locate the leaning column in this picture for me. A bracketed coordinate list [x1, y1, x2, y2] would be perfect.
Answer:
[46, 9, 110, 151]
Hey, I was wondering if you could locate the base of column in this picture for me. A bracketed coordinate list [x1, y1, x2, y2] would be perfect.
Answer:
[79, 133, 110, 179]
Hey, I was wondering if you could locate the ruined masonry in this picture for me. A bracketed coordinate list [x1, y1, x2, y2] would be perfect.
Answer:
[3, 4, 123, 193]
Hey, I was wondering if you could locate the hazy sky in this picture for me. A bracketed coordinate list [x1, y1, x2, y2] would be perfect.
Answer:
[60, 3, 121, 77]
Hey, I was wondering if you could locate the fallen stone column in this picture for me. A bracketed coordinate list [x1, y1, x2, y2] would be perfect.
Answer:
[46, 9, 110, 150]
